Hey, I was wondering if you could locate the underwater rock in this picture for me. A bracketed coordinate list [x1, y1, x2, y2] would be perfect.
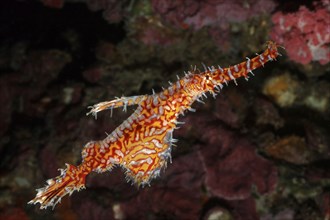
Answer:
[323, 193, 330, 219]
[254, 98, 284, 129]
[62, 85, 83, 105]
[41, 0, 64, 8]
[0, 78, 13, 136]
[95, 42, 118, 63]
[22, 50, 71, 86]
[262, 73, 301, 107]
[200, 126, 277, 200]
[263, 73, 330, 115]
[264, 135, 313, 165]
[87, 0, 124, 23]
[39, 143, 63, 178]
[261, 208, 295, 220]
[201, 197, 259, 220]
[0, 207, 29, 220]
[73, 196, 115, 220]
[132, 17, 180, 46]
[202, 206, 233, 220]
[41, 0, 126, 23]
[82, 67, 104, 83]
[85, 168, 138, 200]
[228, 197, 259, 220]
[214, 89, 248, 128]
[303, 82, 330, 114]
[304, 122, 330, 160]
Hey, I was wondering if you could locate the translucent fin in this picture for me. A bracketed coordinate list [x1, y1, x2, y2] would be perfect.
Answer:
[28, 164, 87, 209]
[86, 95, 146, 118]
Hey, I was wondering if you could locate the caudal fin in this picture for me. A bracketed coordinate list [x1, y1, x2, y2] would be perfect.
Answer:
[28, 163, 87, 209]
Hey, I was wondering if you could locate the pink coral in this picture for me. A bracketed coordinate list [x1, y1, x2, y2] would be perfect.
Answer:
[152, 0, 276, 30]
[271, 2, 330, 65]
[152, 0, 276, 50]
[137, 24, 179, 46]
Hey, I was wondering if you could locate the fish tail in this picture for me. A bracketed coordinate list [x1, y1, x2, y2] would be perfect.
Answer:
[28, 163, 88, 209]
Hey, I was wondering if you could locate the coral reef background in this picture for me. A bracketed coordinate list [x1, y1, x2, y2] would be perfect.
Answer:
[0, 0, 329, 219]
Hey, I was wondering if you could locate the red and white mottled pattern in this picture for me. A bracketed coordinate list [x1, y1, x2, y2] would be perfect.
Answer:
[28, 41, 281, 209]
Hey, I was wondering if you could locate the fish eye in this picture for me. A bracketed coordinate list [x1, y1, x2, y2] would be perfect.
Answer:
[205, 75, 210, 80]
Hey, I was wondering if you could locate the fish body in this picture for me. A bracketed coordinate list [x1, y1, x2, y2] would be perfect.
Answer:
[29, 41, 281, 209]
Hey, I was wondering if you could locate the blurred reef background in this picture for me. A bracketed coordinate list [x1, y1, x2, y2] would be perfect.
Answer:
[0, 0, 329, 219]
